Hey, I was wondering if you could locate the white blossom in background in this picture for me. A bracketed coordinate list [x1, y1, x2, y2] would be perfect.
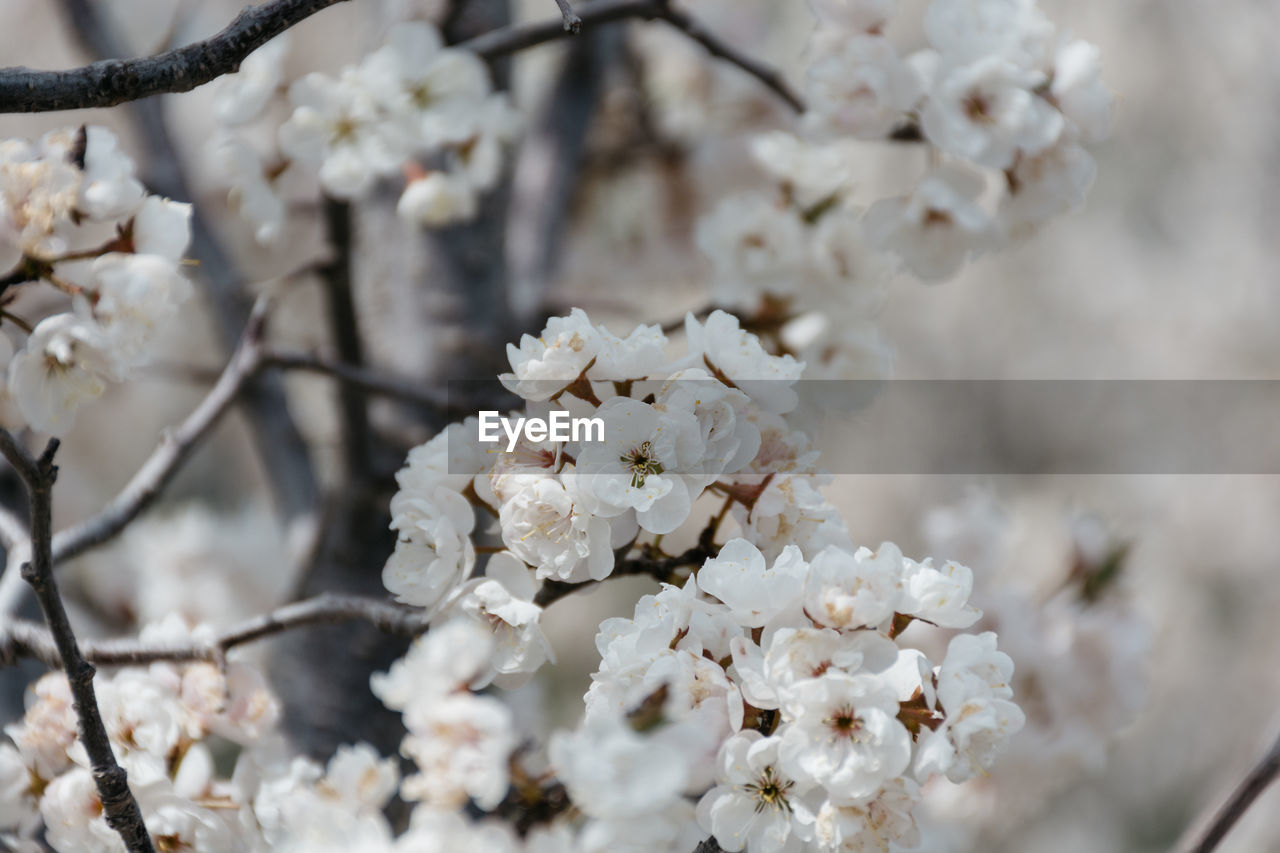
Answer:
[0, 126, 196, 437]
[215, 35, 291, 126]
[917, 493, 1148, 839]
[279, 69, 406, 199]
[212, 136, 287, 244]
[689, 0, 1111, 349]
[863, 165, 994, 281]
[396, 170, 478, 226]
[212, 20, 517, 234]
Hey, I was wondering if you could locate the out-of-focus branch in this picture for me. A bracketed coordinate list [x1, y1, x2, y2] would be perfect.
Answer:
[1177, 727, 1280, 853]
[46, 300, 271, 568]
[0, 0, 350, 112]
[649, 2, 804, 113]
[318, 197, 373, 483]
[154, 348, 514, 414]
[1, 592, 430, 671]
[465, 0, 805, 114]
[56, 0, 319, 523]
[507, 19, 624, 327]
[0, 434, 153, 852]
[262, 350, 453, 409]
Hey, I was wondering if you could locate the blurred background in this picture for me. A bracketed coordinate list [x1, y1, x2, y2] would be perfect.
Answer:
[3, 0, 1280, 850]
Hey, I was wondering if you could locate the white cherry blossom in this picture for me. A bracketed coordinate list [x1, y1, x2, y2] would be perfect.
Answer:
[778, 673, 913, 801]
[7, 313, 119, 436]
[279, 70, 405, 199]
[863, 164, 994, 281]
[684, 310, 805, 414]
[696, 731, 816, 853]
[698, 538, 807, 628]
[803, 543, 903, 632]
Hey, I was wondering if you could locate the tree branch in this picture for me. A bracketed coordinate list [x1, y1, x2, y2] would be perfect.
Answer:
[0, 299, 272, 620]
[459, 0, 659, 57]
[2, 592, 430, 671]
[318, 197, 373, 483]
[49, 300, 270, 565]
[0, 0, 350, 112]
[649, 2, 804, 114]
[2, 0, 804, 115]
[263, 349, 465, 411]
[1177, 727, 1280, 853]
[0, 434, 153, 852]
[465, 0, 805, 114]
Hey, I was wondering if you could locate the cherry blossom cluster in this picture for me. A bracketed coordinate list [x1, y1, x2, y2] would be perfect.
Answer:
[212, 20, 519, 241]
[693, 0, 1110, 375]
[377, 308, 1026, 851]
[0, 617, 286, 849]
[0, 126, 193, 436]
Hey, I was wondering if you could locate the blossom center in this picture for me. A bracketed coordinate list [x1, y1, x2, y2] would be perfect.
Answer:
[620, 440, 664, 489]
[744, 765, 794, 814]
[826, 705, 866, 740]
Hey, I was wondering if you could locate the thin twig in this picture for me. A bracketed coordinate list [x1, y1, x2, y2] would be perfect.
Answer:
[461, 0, 659, 57]
[49, 300, 269, 565]
[1177, 728, 1280, 853]
[650, 2, 804, 114]
[553, 0, 583, 33]
[466, 0, 805, 114]
[0, 299, 273, 618]
[149, 348, 512, 414]
[2, 592, 429, 669]
[262, 350, 455, 410]
[0, 433, 153, 852]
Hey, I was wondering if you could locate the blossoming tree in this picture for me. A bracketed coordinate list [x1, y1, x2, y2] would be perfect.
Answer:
[0, 0, 1230, 851]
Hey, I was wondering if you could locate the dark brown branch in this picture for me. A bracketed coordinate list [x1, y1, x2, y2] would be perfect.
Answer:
[1177, 728, 1280, 853]
[462, 0, 660, 57]
[0, 0, 350, 112]
[0, 434, 153, 852]
[2, 593, 430, 670]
